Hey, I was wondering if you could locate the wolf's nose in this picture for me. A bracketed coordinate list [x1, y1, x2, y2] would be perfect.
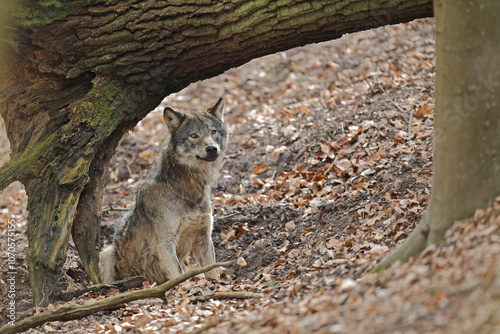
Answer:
[206, 145, 218, 155]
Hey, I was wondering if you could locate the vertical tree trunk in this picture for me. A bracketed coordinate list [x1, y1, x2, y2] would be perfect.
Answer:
[70, 131, 125, 285]
[1, 73, 156, 305]
[377, 0, 500, 270]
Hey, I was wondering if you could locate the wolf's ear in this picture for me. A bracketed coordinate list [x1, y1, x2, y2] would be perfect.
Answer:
[163, 107, 185, 133]
[208, 98, 225, 122]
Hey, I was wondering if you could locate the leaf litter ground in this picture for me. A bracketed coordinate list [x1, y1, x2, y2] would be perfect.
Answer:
[2, 18, 500, 333]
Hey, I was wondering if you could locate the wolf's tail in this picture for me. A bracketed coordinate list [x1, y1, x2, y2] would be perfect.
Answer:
[99, 244, 117, 284]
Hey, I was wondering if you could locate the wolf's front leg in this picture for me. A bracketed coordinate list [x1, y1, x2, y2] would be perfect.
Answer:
[193, 226, 220, 280]
[99, 244, 117, 284]
[156, 241, 184, 283]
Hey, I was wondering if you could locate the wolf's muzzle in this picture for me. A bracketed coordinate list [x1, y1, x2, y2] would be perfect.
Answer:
[197, 145, 220, 162]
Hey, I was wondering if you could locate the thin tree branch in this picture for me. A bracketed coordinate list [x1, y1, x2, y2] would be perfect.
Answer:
[408, 108, 414, 135]
[320, 89, 330, 111]
[56, 276, 148, 302]
[376, 77, 406, 114]
[102, 205, 130, 213]
[374, 77, 413, 135]
[0, 261, 233, 334]
[190, 291, 265, 302]
[131, 291, 265, 306]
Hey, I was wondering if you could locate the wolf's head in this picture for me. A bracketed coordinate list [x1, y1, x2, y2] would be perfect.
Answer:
[162, 98, 228, 167]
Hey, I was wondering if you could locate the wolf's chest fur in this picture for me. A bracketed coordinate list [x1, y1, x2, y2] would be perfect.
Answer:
[131, 158, 216, 238]
[99, 98, 228, 284]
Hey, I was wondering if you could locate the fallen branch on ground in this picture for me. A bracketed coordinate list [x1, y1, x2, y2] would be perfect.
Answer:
[131, 291, 266, 306]
[0, 261, 234, 334]
[189, 291, 265, 302]
[56, 276, 148, 302]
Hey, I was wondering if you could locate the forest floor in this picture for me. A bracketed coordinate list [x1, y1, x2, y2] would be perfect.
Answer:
[2, 18, 500, 333]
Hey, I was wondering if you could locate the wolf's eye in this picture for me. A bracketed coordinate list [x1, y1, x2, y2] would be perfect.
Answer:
[190, 133, 198, 138]
[211, 129, 217, 134]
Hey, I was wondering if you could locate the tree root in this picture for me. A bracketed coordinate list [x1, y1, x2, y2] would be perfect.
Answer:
[372, 213, 431, 272]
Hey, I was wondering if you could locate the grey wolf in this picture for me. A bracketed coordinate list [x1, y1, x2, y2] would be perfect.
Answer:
[99, 98, 227, 284]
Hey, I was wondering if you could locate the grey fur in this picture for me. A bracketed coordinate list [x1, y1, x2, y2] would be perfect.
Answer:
[99, 98, 228, 283]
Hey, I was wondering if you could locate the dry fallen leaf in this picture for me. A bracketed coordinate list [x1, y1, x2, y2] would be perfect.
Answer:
[252, 164, 269, 175]
[285, 220, 296, 232]
[237, 257, 247, 267]
[105, 288, 120, 298]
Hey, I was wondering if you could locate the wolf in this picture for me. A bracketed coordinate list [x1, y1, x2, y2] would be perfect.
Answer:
[99, 98, 227, 284]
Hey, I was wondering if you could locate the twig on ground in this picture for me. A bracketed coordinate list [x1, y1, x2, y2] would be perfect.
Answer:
[376, 77, 405, 114]
[102, 205, 129, 213]
[320, 89, 330, 110]
[190, 291, 264, 302]
[408, 108, 414, 135]
[0, 261, 233, 334]
[324, 163, 334, 175]
[215, 213, 240, 220]
[131, 291, 265, 306]
[375, 77, 412, 135]
[56, 276, 148, 302]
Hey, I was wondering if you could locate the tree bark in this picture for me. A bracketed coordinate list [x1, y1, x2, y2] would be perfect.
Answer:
[0, 0, 433, 306]
[376, 0, 500, 270]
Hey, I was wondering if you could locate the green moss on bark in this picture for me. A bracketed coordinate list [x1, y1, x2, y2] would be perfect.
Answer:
[15, 0, 79, 26]
[85, 80, 121, 130]
[64, 79, 121, 146]
[14, 0, 117, 26]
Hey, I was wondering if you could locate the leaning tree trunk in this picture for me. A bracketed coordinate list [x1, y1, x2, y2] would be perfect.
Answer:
[376, 0, 500, 270]
[0, 0, 433, 306]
